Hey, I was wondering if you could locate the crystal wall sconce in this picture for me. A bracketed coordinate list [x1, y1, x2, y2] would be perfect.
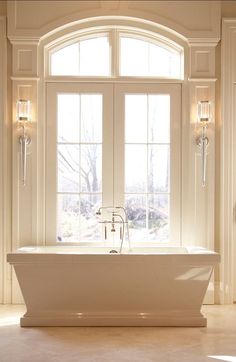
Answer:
[196, 100, 211, 187]
[16, 99, 31, 186]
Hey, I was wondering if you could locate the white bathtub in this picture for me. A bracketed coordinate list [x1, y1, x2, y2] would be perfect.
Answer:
[7, 246, 220, 327]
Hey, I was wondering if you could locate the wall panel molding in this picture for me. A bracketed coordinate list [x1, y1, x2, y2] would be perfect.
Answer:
[0, 16, 12, 304]
[220, 19, 236, 304]
[190, 45, 216, 78]
[12, 43, 38, 77]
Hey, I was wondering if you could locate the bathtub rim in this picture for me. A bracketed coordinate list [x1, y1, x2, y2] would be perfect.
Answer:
[7, 245, 220, 266]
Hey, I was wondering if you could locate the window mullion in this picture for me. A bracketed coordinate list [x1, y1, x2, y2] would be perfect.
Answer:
[146, 94, 149, 239]
[110, 29, 117, 77]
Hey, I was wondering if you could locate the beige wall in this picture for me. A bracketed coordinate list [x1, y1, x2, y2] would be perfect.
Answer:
[215, 0, 236, 297]
[7, 0, 220, 40]
[0, 1, 6, 15]
[221, 1, 236, 17]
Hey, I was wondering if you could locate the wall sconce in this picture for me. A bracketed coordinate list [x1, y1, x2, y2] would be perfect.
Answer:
[196, 100, 211, 187]
[16, 99, 31, 186]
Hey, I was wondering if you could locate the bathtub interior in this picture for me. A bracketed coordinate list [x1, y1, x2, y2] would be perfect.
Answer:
[16, 245, 216, 255]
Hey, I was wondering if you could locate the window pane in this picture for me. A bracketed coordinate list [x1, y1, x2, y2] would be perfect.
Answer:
[80, 37, 110, 76]
[80, 194, 102, 240]
[58, 94, 80, 143]
[58, 145, 80, 192]
[120, 37, 148, 76]
[81, 95, 102, 142]
[148, 145, 169, 193]
[149, 43, 178, 77]
[80, 145, 102, 192]
[57, 194, 80, 242]
[125, 194, 146, 241]
[125, 95, 147, 143]
[120, 36, 181, 78]
[148, 95, 170, 143]
[51, 43, 79, 76]
[125, 145, 147, 193]
[51, 36, 110, 76]
[148, 194, 169, 242]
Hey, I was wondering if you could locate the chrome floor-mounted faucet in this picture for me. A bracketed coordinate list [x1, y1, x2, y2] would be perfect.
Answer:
[96, 206, 131, 253]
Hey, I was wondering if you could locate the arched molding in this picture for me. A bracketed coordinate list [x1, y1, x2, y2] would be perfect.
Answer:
[39, 14, 188, 44]
[41, 17, 187, 52]
[7, 1, 221, 44]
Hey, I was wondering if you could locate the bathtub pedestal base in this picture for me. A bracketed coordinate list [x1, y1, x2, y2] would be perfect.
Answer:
[20, 311, 207, 327]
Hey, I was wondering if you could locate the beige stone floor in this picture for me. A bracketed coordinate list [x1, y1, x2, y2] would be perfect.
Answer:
[0, 305, 236, 362]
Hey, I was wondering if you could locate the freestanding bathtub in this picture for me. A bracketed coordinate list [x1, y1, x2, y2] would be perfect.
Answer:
[7, 246, 220, 327]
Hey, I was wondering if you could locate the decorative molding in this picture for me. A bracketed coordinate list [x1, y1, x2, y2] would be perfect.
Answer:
[7, 37, 41, 45]
[188, 78, 217, 82]
[12, 79, 38, 303]
[11, 77, 40, 81]
[0, 17, 11, 304]
[183, 82, 215, 249]
[188, 39, 220, 47]
[190, 45, 216, 78]
[220, 19, 236, 304]
[7, 1, 220, 42]
[12, 43, 38, 77]
[181, 78, 216, 304]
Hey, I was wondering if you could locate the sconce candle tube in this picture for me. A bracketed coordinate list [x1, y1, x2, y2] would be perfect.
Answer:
[16, 100, 32, 186]
[196, 100, 210, 187]
[201, 127, 208, 187]
[19, 128, 31, 186]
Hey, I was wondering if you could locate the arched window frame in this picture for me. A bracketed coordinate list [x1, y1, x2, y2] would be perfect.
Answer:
[45, 26, 184, 80]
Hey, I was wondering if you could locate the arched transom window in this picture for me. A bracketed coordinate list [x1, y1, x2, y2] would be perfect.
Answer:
[49, 28, 183, 78]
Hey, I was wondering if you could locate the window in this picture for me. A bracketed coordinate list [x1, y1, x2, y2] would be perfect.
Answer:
[57, 94, 102, 241]
[120, 35, 181, 77]
[50, 35, 110, 76]
[124, 94, 170, 242]
[46, 28, 182, 245]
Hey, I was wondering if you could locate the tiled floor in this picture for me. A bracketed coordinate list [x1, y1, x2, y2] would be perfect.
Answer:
[0, 305, 236, 362]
